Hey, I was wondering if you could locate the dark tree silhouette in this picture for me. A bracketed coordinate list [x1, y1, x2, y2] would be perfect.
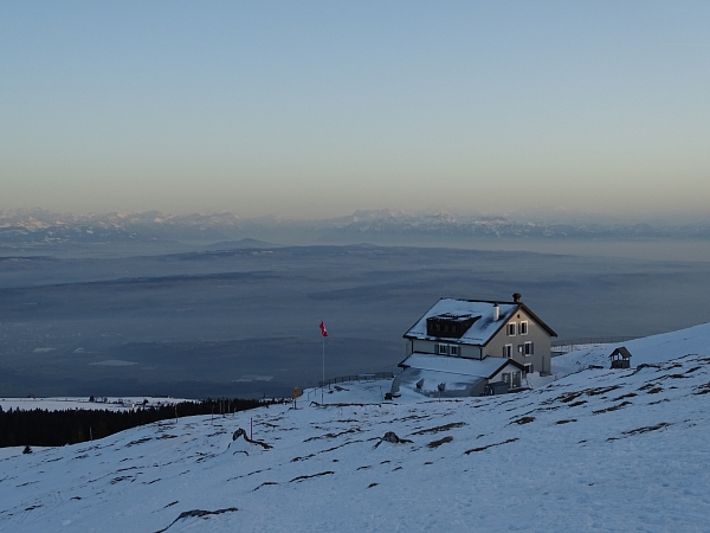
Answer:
[0, 398, 278, 447]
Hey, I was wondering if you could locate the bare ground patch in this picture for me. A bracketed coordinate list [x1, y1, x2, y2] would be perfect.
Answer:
[155, 507, 239, 533]
[464, 438, 519, 455]
[427, 436, 454, 449]
[410, 422, 466, 436]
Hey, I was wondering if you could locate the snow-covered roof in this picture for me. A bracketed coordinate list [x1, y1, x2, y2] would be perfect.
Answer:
[609, 346, 632, 358]
[403, 298, 518, 345]
[404, 297, 557, 344]
[400, 353, 518, 379]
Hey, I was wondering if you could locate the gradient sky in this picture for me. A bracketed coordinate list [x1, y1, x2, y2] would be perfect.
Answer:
[1, 1, 709, 219]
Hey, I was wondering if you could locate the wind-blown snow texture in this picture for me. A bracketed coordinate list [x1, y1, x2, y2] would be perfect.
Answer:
[1, 325, 710, 532]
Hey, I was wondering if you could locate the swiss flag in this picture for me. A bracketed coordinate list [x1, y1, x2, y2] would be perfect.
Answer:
[319, 320, 328, 337]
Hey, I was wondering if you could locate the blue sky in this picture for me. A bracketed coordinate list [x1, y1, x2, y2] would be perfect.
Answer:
[1, 1, 709, 219]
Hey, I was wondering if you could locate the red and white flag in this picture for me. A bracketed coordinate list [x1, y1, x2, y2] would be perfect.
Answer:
[319, 320, 328, 337]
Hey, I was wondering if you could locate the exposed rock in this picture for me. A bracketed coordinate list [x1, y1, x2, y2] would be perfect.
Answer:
[303, 428, 361, 442]
[464, 438, 519, 455]
[510, 416, 535, 425]
[289, 471, 335, 483]
[426, 436, 453, 449]
[622, 422, 671, 436]
[607, 422, 672, 441]
[410, 422, 466, 435]
[232, 428, 272, 450]
[554, 419, 577, 425]
[253, 481, 279, 492]
[374, 431, 413, 448]
[155, 507, 239, 533]
[592, 401, 632, 414]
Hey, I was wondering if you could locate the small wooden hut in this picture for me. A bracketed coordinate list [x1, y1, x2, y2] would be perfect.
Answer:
[609, 346, 632, 369]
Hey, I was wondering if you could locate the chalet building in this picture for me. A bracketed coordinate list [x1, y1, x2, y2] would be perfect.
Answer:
[392, 293, 557, 397]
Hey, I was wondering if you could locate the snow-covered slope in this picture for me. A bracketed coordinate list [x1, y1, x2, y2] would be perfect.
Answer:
[554, 322, 710, 376]
[1, 331, 709, 532]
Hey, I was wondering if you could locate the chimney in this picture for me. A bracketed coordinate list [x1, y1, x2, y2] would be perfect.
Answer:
[493, 303, 500, 321]
[512, 292, 522, 303]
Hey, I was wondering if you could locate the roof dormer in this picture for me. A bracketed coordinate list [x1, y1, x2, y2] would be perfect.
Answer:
[426, 313, 479, 338]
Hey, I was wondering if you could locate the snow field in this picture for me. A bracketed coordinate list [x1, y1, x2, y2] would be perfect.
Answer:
[1, 348, 709, 532]
[3, 323, 710, 532]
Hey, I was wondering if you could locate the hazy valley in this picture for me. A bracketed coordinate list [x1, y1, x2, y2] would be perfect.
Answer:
[1, 231, 709, 398]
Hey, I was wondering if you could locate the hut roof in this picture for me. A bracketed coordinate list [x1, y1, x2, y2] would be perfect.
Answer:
[609, 346, 632, 359]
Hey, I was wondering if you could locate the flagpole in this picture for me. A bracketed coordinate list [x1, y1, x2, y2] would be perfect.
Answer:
[319, 320, 328, 404]
[321, 336, 325, 404]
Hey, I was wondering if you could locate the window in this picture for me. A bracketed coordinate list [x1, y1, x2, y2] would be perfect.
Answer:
[503, 344, 513, 358]
[437, 343, 460, 356]
[524, 341, 534, 356]
[426, 315, 478, 338]
[507, 322, 517, 336]
[524, 363, 534, 374]
[502, 372, 511, 386]
[512, 371, 522, 388]
[520, 321, 528, 335]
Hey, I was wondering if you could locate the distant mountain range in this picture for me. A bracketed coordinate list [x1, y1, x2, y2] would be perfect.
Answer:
[1, 208, 709, 248]
[0, 209, 243, 245]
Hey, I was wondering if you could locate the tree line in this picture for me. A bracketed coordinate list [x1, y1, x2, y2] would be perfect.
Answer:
[0, 398, 270, 448]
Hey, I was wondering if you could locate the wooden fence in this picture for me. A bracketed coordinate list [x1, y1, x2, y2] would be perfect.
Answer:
[317, 372, 394, 388]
